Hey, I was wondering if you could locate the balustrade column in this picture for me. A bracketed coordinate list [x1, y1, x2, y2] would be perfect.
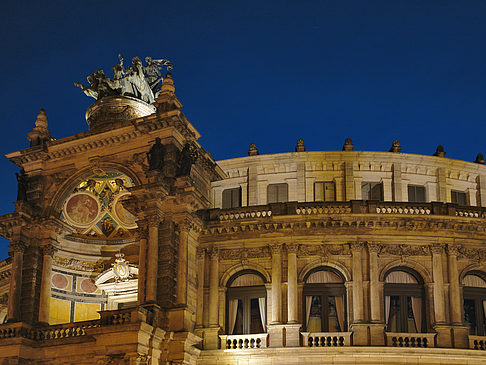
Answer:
[368, 243, 382, 322]
[137, 225, 148, 305]
[447, 245, 462, 324]
[431, 244, 446, 324]
[351, 242, 364, 323]
[38, 244, 56, 324]
[270, 244, 282, 324]
[146, 217, 160, 303]
[208, 248, 219, 327]
[195, 248, 205, 328]
[7, 242, 26, 322]
[287, 245, 298, 323]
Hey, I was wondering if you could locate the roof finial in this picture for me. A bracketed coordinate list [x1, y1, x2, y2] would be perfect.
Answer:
[433, 145, 445, 157]
[27, 109, 53, 147]
[389, 139, 402, 153]
[295, 139, 306, 152]
[248, 143, 259, 156]
[343, 138, 354, 151]
[475, 153, 485, 164]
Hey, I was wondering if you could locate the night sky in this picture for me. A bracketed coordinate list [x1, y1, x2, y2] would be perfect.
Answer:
[1, 1, 485, 259]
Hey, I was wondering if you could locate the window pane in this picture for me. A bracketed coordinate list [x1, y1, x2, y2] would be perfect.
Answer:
[328, 296, 341, 332]
[314, 182, 324, 201]
[278, 184, 288, 202]
[250, 298, 264, 334]
[267, 184, 278, 204]
[362, 183, 371, 200]
[267, 183, 288, 203]
[307, 296, 322, 332]
[464, 299, 477, 335]
[233, 299, 244, 335]
[452, 190, 467, 205]
[222, 188, 241, 209]
[388, 296, 400, 332]
[370, 183, 383, 200]
[416, 186, 426, 202]
[324, 182, 336, 201]
[407, 297, 417, 333]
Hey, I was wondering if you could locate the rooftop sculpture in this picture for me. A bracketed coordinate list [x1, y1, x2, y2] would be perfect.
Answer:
[74, 55, 173, 104]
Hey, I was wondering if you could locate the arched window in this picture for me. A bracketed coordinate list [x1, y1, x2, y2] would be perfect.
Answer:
[463, 271, 486, 336]
[384, 268, 425, 333]
[303, 267, 346, 332]
[226, 270, 267, 335]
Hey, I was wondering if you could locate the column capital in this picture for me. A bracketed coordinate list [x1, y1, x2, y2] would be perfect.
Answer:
[147, 214, 163, 227]
[9, 241, 27, 253]
[197, 247, 206, 259]
[350, 241, 365, 251]
[208, 247, 219, 260]
[447, 244, 461, 256]
[41, 244, 57, 257]
[286, 244, 299, 255]
[269, 244, 283, 256]
[431, 243, 445, 255]
[367, 242, 384, 254]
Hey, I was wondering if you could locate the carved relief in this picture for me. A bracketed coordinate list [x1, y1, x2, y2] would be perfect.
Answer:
[53, 255, 104, 272]
[378, 244, 430, 257]
[219, 247, 269, 260]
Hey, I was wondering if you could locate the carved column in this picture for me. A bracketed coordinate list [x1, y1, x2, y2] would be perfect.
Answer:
[7, 242, 26, 322]
[176, 223, 190, 305]
[195, 248, 205, 328]
[270, 244, 282, 324]
[146, 216, 161, 303]
[208, 248, 219, 327]
[431, 244, 446, 324]
[137, 222, 148, 305]
[447, 245, 468, 348]
[351, 242, 364, 323]
[287, 245, 298, 324]
[447, 245, 461, 325]
[38, 244, 56, 324]
[368, 243, 382, 323]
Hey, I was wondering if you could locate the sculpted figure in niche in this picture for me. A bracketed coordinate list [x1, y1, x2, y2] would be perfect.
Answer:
[177, 143, 198, 177]
[147, 138, 164, 171]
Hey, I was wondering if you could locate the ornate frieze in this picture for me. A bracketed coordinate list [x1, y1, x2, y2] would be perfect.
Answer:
[53, 255, 104, 272]
[298, 244, 351, 257]
[377, 244, 430, 257]
[218, 247, 269, 261]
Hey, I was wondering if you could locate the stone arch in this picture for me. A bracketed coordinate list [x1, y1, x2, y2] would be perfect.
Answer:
[379, 259, 431, 283]
[50, 163, 142, 211]
[220, 262, 271, 287]
[459, 263, 486, 284]
[298, 259, 351, 283]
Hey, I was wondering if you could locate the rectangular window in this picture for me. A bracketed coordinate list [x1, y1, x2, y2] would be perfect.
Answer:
[408, 185, 426, 202]
[361, 182, 383, 201]
[451, 190, 467, 205]
[314, 182, 336, 202]
[267, 183, 288, 204]
[222, 187, 242, 209]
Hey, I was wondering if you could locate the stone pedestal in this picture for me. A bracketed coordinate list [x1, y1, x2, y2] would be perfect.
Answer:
[434, 324, 453, 348]
[267, 324, 285, 347]
[369, 323, 386, 346]
[168, 305, 193, 332]
[284, 323, 302, 347]
[451, 325, 469, 349]
[203, 326, 221, 350]
[350, 323, 369, 345]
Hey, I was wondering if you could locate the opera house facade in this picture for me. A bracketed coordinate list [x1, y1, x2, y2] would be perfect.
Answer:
[1, 60, 486, 364]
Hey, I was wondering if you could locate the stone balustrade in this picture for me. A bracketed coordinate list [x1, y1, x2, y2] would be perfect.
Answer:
[301, 332, 352, 347]
[204, 201, 486, 222]
[37, 320, 100, 340]
[469, 335, 486, 350]
[219, 333, 268, 349]
[385, 332, 436, 348]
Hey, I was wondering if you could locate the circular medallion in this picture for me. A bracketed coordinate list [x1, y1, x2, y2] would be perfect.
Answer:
[51, 273, 69, 290]
[63, 192, 100, 227]
[112, 193, 137, 228]
[80, 278, 97, 293]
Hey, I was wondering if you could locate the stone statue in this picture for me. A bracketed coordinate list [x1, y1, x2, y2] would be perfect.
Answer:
[75, 54, 173, 104]
[144, 57, 174, 97]
[177, 143, 198, 176]
[16, 168, 28, 201]
[147, 138, 164, 171]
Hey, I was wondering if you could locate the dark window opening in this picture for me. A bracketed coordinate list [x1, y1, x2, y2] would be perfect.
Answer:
[451, 190, 467, 206]
[362, 182, 383, 201]
[314, 182, 336, 202]
[267, 183, 288, 203]
[408, 185, 426, 202]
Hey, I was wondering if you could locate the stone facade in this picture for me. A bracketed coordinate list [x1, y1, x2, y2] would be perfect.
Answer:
[0, 73, 486, 364]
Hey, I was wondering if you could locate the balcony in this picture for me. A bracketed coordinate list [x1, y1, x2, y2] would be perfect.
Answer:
[301, 332, 352, 347]
[219, 333, 268, 349]
[385, 332, 436, 348]
[469, 335, 486, 350]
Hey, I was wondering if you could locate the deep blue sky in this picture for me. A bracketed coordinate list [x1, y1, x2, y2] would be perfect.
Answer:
[0, 1, 485, 259]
